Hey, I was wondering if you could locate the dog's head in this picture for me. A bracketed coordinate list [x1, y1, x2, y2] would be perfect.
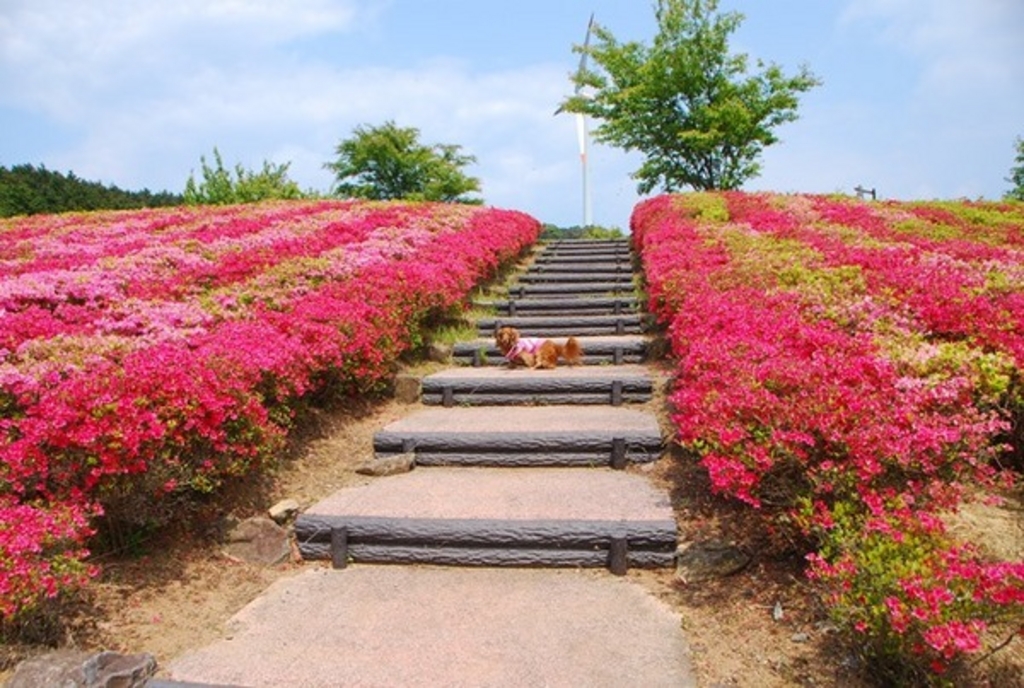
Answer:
[494, 326, 520, 355]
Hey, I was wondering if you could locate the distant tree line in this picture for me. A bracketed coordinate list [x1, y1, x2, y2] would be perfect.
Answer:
[0, 164, 182, 218]
[540, 224, 624, 240]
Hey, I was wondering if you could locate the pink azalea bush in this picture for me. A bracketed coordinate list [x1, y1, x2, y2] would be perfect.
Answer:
[0, 200, 539, 620]
[634, 192, 1024, 677]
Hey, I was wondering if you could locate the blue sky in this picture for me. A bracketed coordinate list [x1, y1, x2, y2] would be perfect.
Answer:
[1, 0, 1022, 229]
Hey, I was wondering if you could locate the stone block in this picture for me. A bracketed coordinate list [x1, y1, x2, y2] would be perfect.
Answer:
[6, 650, 156, 688]
[223, 516, 290, 566]
[393, 374, 421, 404]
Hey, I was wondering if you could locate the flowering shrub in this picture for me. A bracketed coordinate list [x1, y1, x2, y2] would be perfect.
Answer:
[0, 200, 540, 619]
[0, 498, 96, 619]
[634, 192, 1024, 677]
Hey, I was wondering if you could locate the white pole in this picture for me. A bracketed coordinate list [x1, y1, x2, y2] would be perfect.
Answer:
[577, 13, 595, 228]
[576, 113, 592, 227]
[582, 118, 592, 227]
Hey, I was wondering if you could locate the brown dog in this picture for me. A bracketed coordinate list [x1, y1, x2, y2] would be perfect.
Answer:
[495, 326, 583, 369]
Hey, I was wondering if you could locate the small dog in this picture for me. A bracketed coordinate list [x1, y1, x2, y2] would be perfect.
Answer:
[495, 326, 583, 369]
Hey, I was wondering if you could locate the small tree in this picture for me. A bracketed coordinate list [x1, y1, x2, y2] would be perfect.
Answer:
[1006, 136, 1024, 202]
[558, 0, 820, 193]
[324, 121, 482, 204]
[183, 148, 305, 205]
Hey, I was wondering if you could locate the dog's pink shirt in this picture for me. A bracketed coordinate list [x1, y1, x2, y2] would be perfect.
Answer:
[505, 337, 544, 362]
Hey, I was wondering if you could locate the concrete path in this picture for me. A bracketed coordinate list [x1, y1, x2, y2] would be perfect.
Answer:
[168, 566, 695, 688]
[377, 405, 660, 435]
[302, 466, 673, 521]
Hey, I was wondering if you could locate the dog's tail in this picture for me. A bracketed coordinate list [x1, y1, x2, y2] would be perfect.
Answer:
[561, 336, 583, 366]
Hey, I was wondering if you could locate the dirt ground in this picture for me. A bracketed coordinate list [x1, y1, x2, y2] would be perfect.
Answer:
[3, 367, 1023, 687]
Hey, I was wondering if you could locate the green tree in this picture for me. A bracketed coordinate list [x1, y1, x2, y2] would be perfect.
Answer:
[0, 164, 181, 217]
[1006, 136, 1024, 202]
[324, 121, 482, 204]
[183, 148, 305, 205]
[558, 0, 820, 193]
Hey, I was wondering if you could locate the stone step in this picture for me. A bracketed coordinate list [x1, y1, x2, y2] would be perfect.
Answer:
[421, 364, 653, 406]
[539, 246, 632, 259]
[532, 254, 633, 266]
[545, 238, 631, 246]
[478, 313, 643, 337]
[373, 406, 663, 467]
[452, 334, 647, 366]
[525, 262, 633, 274]
[506, 282, 635, 298]
[295, 467, 677, 570]
[536, 250, 630, 259]
[543, 238, 631, 249]
[478, 295, 640, 317]
[536, 255, 633, 265]
[517, 272, 635, 284]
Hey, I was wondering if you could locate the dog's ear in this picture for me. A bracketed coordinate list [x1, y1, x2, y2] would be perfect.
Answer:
[494, 327, 511, 351]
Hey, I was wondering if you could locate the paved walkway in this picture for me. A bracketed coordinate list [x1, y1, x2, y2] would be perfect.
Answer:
[164, 239, 696, 687]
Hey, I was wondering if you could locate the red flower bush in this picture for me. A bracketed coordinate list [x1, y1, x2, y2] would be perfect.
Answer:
[0, 200, 539, 619]
[634, 192, 1023, 676]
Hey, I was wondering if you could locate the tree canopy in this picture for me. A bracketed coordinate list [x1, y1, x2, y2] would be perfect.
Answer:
[324, 121, 482, 204]
[1006, 136, 1024, 202]
[558, 0, 820, 193]
[0, 164, 181, 218]
[183, 148, 306, 205]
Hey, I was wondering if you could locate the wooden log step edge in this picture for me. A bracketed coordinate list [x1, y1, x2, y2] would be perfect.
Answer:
[294, 516, 677, 573]
[372, 431, 663, 455]
[452, 340, 646, 367]
[475, 326, 643, 339]
[422, 392, 651, 407]
[506, 284, 636, 297]
[479, 314, 642, 327]
[421, 375, 652, 394]
[373, 436, 663, 468]
[517, 274, 635, 284]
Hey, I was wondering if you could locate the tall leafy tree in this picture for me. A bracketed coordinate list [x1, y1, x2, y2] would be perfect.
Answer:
[558, 0, 820, 193]
[325, 121, 482, 204]
[183, 148, 305, 205]
[1006, 136, 1024, 202]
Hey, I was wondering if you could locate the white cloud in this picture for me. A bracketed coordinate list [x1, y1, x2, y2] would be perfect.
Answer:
[19, 35, 599, 222]
[0, 0, 580, 206]
[840, 0, 1024, 96]
[25, 2, 1019, 219]
[0, 0, 372, 115]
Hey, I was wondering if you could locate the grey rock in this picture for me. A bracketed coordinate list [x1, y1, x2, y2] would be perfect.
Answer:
[268, 498, 300, 524]
[427, 342, 453, 363]
[815, 621, 839, 634]
[223, 516, 290, 566]
[791, 632, 810, 643]
[675, 540, 751, 583]
[356, 453, 416, 477]
[6, 649, 156, 688]
[393, 374, 421, 404]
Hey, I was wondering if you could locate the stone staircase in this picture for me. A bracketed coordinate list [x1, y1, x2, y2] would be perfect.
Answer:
[294, 238, 678, 574]
[165, 238, 695, 687]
